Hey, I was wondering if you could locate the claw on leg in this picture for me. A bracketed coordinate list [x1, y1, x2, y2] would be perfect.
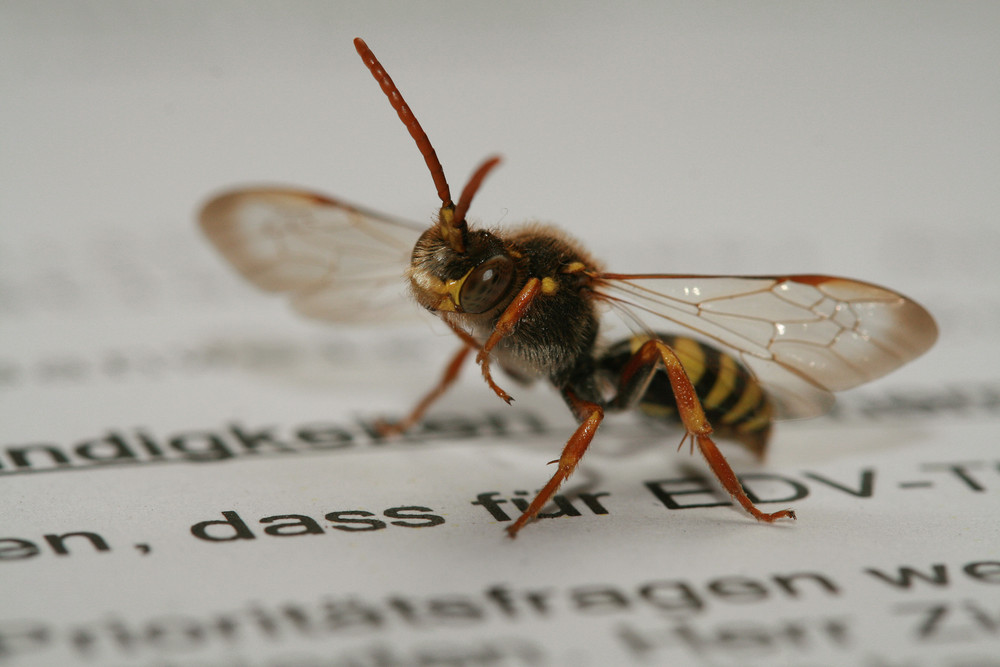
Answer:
[476, 349, 513, 404]
[696, 432, 795, 522]
[506, 391, 603, 538]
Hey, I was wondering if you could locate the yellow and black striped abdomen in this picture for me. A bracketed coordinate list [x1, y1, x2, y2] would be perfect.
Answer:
[597, 334, 773, 457]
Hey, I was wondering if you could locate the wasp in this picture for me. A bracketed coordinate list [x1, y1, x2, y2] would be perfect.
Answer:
[199, 38, 938, 537]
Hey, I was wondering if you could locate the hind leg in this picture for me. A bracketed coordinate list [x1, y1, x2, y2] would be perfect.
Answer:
[615, 339, 795, 523]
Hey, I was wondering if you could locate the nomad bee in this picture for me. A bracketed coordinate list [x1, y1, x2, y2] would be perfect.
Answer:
[200, 38, 938, 537]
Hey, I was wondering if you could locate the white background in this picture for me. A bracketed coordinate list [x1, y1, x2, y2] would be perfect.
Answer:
[1, 3, 998, 666]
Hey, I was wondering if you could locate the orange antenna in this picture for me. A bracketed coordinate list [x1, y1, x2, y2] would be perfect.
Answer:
[353, 39, 452, 207]
[355, 38, 499, 254]
[454, 155, 502, 226]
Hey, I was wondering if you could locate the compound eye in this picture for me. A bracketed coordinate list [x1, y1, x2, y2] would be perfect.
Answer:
[459, 255, 515, 314]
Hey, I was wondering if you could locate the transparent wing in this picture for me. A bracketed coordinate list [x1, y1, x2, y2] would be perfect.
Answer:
[199, 188, 424, 323]
[594, 273, 938, 419]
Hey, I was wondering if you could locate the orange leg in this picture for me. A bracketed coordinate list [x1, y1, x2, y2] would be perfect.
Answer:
[376, 344, 473, 436]
[378, 278, 541, 437]
[475, 278, 542, 404]
[619, 340, 795, 523]
[507, 389, 604, 538]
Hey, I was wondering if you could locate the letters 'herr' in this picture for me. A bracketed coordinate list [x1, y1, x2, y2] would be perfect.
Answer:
[199, 38, 938, 537]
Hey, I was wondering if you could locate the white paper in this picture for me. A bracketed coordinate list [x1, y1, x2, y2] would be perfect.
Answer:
[2, 4, 999, 666]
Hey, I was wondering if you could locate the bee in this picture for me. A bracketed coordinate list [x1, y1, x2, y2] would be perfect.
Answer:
[199, 38, 938, 537]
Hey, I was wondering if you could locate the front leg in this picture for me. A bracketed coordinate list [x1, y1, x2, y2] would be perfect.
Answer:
[475, 277, 542, 404]
[379, 278, 542, 437]
[376, 343, 473, 436]
[376, 319, 483, 436]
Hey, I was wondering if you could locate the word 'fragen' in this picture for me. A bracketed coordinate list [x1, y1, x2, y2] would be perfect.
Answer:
[1, 559, 995, 661]
[0, 572, 842, 660]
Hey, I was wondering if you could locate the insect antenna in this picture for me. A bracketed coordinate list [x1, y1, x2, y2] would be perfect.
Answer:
[353, 38, 451, 207]
[354, 37, 483, 254]
[452, 155, 502, 233]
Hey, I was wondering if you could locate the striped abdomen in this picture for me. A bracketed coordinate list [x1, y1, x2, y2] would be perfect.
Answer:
[596, 334, 773, 456]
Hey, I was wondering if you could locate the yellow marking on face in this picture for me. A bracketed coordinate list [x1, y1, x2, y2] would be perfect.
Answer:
[703, 353, 738, 410]
[541, 277, 558, 294]
[432, 265, 483, 313]
[431, 276, 467, 312]
[563, 261, 586, 274]
[409, 267, 459, 311]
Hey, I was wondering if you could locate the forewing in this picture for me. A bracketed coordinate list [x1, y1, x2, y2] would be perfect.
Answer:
[595, 274, 938, 419]
[199, 188, 424, 323]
